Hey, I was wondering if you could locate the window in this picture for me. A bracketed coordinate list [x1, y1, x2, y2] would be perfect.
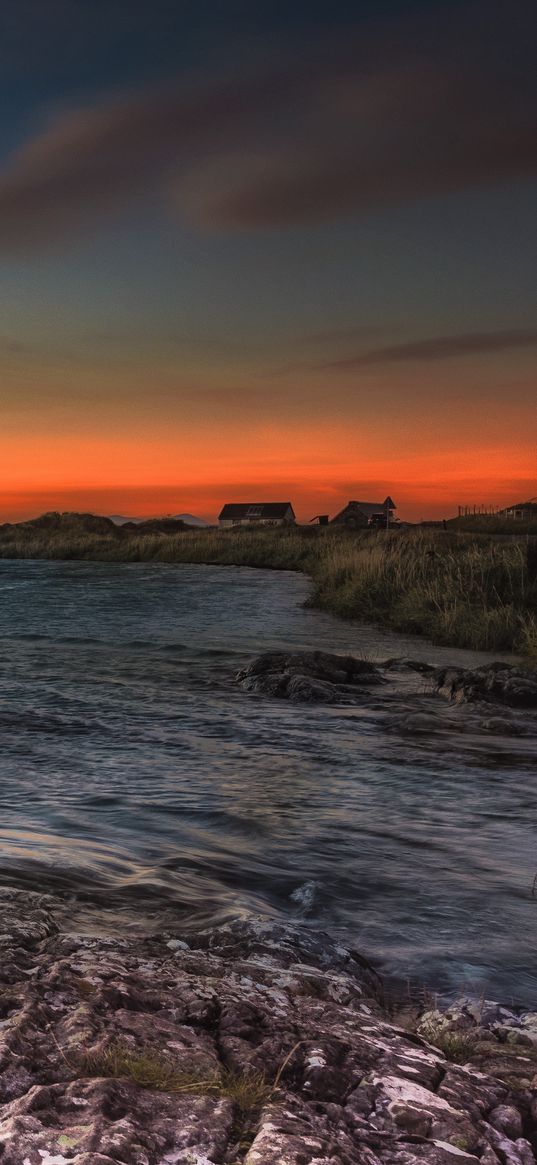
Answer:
[246, 505, 263, 518]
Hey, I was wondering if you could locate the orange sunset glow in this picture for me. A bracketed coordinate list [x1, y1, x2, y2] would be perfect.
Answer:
[0, 351, 535, 522]
[0, 431, 535, 524]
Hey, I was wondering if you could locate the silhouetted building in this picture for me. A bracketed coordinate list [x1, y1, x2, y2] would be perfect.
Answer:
[218, 502, 296, 527]
[331, 497, 396, 528]
[499, 498, 537, 521]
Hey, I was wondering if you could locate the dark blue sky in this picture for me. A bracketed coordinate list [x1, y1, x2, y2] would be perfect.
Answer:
[0, 0, 535, 520]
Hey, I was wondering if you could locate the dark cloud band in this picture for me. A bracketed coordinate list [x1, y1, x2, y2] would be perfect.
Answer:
[319, 329, 537, 370]
[0, 0, 534, 250]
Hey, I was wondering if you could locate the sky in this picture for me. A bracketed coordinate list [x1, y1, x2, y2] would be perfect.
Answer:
[0, 0, 536, 523]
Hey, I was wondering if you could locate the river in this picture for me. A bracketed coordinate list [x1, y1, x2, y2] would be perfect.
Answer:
[0, 559, 535, 1003]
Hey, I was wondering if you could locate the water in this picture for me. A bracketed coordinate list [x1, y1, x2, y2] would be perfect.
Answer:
[0, 558, 535, 1003]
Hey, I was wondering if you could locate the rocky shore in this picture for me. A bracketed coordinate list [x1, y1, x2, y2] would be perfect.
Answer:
[235, 652, 537, 737]
[0, 888, 536, 1165]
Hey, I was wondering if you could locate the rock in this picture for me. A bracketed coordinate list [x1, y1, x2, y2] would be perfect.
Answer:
[478, 716, 520, 735]
[236, 650, 384, 702]
[166, 937, 189, 951]
[522, 1014, 537, 1046]
[0, 1079, 234, 1165]
[0, 890, 534, 1165]
[382, 658, 437, 675]
[489, 1104, 524, 1140]
[434, 664, 537, 709]
[388, 712, 445, 735]
[285, 672, 343, 702]
[484, 1122, 535, 1165]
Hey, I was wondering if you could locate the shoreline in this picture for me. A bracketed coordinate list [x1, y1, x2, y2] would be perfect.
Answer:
[1, 852, 536, 1015]
[0, 520, 535, 655]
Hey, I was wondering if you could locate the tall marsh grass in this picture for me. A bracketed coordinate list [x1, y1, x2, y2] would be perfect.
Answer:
[310, 532, 537, 652]
[0, 521, 536, 654]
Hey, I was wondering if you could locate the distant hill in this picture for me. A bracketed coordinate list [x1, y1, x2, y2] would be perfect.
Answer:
[172, 513, 209, 527]
[109, 513, 209, 527]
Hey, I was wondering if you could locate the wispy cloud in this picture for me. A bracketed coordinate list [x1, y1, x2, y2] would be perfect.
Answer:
[0, 0, 534, 250]
[317, 329, 537, 370]
[179, 0, 537, 228]
[0, 66, 302, 251]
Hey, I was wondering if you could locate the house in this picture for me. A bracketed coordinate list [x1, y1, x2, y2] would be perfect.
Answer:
[499, 498, 537, 521]
[218, 502, 296, 527]
[331, 497, 396, 528]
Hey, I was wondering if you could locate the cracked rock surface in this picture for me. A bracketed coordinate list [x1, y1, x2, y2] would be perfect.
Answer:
[0, 888, 535, 1164]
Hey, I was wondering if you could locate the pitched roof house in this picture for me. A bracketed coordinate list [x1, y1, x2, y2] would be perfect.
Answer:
[218, 502, 296, 527]
[331, 497, 396, 527]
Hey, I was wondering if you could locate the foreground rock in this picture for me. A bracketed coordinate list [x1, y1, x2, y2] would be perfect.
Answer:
[0, 888, 536, 1164]
[236, 650, 384, 702]
[434, 664, 537, 709]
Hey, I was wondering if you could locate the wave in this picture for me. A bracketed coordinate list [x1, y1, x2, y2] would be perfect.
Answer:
[0, 710, 106, 735]
[290, 879, 320, 916]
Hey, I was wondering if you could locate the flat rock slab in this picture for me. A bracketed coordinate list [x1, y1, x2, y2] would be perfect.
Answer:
[0, 888, 535, 1164]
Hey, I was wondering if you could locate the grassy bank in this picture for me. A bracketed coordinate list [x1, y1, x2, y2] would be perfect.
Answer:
[0, 518, 536, 654]
[447, 515, 537, 536]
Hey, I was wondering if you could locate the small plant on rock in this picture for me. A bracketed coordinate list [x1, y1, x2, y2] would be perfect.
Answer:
[419, 1018, 480, 1064]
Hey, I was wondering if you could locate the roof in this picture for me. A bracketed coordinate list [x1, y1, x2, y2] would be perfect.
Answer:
[333, 498, 396, 520]
[502, 498, 537, 512]
[218, 502, 295, 520]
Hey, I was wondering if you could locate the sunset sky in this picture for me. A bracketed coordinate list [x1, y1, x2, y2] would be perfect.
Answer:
[0, 0, 536, 522]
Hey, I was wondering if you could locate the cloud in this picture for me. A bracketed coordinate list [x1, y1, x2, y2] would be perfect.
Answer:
[318, 329, 537, 370]
[0, 63, 307, 251]
[0, 0, 534, 249]
[182, 1, 537, 228]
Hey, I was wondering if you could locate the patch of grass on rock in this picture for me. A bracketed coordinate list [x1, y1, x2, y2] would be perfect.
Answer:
[81, 1042, 272, 1162]
[418, 1019, 482, 1064]
[81, 1041, 271, 1111]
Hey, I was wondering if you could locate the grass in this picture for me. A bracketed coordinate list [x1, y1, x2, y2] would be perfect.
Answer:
[391, 1001, 484, 1065]
[308, 530, 537, 653]
[1, 516, 537, 654]
[79, 1040, 292, 1159]
[421, 1026, 482, 1064]
[448, 516, 537, 536]
[81, 1043, 215, 1092]
[81, 1042, 271, 1111]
